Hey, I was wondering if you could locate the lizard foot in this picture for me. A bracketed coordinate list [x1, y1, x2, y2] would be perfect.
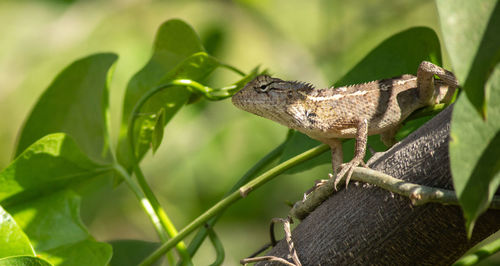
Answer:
[332, 158, 365, 190]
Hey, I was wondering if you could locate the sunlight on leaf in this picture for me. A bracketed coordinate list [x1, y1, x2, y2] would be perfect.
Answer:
[0, 205, 34, 258]
[0, 134, 112, 207]
[1, 133, 113, 265]
[9, 191, 112, 266]
[0, 256, 52, 266]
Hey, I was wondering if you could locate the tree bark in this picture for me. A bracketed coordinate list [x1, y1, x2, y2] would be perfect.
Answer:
[257, 106, 500, 265]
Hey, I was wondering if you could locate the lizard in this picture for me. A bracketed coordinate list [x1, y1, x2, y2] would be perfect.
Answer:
[231, 61, 458, 189]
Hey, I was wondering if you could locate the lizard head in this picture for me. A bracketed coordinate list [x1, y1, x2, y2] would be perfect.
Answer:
[232, 75, 315, 128]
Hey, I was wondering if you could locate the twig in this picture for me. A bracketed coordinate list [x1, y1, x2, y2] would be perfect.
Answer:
[291, 166, 500, 220]
[246, 243, 273, 259]
[240, 256, 296, 266]
[280, 217, 301, 266]
[241, 217, 302, 266]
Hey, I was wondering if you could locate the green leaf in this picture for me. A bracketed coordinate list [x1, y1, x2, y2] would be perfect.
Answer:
[281, 27, 442, 172]
[436, 0, 500, 118]
[450, 64, 500, 236]
[0, 256, 52, 266]
[335, 27, 441, 86]
[0, 133, 112, 207]
[116, 19, 219, 169]
[0, 205, 34, 258]
[1, 133, 112, 264]
[14, 53, 118, 163]
[8, 190, 112, 266]
[109, 240, 161, 266]
[39, 239, 111, 266]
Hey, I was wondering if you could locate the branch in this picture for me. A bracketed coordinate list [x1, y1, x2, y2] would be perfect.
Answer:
[291, 167, 500, 220]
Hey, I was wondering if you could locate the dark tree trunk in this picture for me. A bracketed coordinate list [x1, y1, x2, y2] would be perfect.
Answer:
[257, 106, 500, 266]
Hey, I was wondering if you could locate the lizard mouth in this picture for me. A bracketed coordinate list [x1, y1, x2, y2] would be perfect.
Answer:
[231, 81, 258, 110]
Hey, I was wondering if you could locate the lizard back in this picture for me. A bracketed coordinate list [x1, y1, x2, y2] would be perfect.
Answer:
[232, 75, 425, 140]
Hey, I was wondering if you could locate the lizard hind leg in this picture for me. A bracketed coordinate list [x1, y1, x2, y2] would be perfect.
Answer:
[417, 61, 458, 105]
[380, 125, 401, 148]
[329, 139, 343, 175]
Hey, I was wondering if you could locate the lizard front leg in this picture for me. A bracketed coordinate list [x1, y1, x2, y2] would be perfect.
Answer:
[331, 119, 368, 189]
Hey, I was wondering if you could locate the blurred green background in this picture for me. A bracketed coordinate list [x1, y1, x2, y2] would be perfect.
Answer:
[0, 0, 444, 264]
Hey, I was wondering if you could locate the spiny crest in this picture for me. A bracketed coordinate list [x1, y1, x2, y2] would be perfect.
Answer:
[332, 80, 378, 93]
[290, 80, 315, 91]
[346, 80, 375, 88]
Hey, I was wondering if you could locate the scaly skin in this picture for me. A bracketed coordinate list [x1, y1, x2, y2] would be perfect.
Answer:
[232, 61, 457, 189]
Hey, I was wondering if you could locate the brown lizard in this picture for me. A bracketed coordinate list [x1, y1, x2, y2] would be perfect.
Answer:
[232, 61, 458, 189]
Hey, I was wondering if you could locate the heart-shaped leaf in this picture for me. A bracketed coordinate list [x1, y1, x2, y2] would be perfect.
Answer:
[1, 133, 113, 265]
[1, 134, 112, 207]
[14, 53, 118, 164]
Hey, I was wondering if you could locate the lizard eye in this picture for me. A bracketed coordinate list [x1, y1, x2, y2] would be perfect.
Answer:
[255, 84, 270, 93]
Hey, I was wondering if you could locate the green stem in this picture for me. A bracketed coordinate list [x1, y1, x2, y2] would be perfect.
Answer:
[127, 81, 201, 264]
[219, 63, 246, 76]
[113, 164, 176, 264]
[140, 144, 330, 266]
[453, 238, 500, 265]
[185, 141, 287, 257]
[207, 227, 225, 266]
[132, 164, 192, 263]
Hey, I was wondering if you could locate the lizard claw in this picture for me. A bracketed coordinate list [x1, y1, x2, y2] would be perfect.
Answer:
[332, 159, 364, 190]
